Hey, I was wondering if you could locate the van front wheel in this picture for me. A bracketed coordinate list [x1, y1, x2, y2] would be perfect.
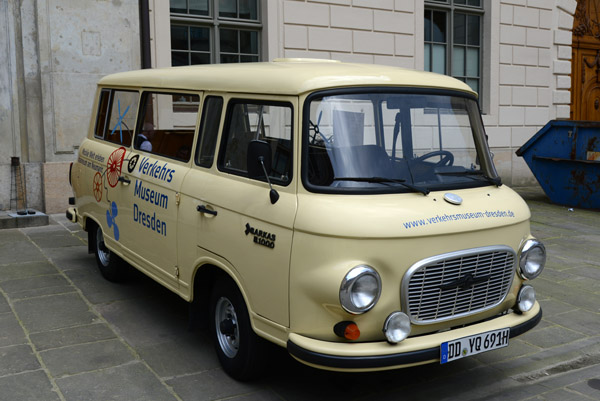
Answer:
[93, 225, 125, 282]
[209, 278, 265, 380]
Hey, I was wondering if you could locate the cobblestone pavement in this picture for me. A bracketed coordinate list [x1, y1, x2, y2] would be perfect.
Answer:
[0, 187, 599, 401]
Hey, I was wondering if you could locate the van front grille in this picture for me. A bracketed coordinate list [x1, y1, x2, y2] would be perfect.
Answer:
[403, 247, 516, 324]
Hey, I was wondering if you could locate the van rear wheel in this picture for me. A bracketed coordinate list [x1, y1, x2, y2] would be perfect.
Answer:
[93, 225, 125, 282]
[209, 278, 266, 381]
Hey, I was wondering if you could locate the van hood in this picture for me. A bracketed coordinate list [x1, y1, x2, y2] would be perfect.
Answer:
[293, 186, 530, 239]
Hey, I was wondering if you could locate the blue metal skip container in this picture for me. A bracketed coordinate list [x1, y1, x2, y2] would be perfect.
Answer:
[516, 120, 600, 209]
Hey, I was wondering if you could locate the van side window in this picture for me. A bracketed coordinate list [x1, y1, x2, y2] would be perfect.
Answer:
[101, 90, 139, 147]
[219, 101, 293, 185]
[196, 96, 223, 168]
[94, 89, 111, 139]
[135, 92, 200, 162]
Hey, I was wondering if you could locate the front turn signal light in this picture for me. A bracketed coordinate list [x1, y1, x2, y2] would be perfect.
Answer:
[334, 321, 361, 340]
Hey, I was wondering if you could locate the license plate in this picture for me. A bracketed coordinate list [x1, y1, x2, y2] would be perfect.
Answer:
[440, 328, 509, 364]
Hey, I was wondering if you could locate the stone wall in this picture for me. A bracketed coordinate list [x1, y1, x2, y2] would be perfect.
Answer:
[280, 0, 576, 186]
[0, 0, 141, 213]
[281, 0, 418, 67]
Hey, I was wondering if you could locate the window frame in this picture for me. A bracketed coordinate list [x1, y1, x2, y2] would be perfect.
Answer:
[217, 98, 294, 186]
[94, 88, 140, 148]
[195, 95, 224, 168]
[170, 0, 262, 65]
[301, 87, 494, 195]
[134, 90, 202, 163]
[424, 0, 484, 98]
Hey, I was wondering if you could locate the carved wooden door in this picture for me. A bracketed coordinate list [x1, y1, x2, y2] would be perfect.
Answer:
[572, 0, 600, 121]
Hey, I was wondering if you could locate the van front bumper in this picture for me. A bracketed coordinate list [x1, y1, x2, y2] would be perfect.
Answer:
[287, 302, 542, 372]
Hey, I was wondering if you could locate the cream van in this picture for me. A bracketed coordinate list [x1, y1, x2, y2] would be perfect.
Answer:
[67, 59, 544, 380]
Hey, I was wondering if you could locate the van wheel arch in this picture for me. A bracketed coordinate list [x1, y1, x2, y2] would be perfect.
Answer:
[189, 264, 223, 330]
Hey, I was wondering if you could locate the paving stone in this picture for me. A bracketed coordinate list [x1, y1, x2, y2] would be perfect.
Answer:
[44, 246, 93, 272]
[556, 275, 600, 296]
[0, 274, 72, 300]
[533, 277, 600, 313]
[0, 370, 59, 401]
[166, 368, 261, 401]
[569, 265, 600, 281]
[544, 309, 600, 336]
[0, 294, 9, 314]
[492, 338, 600, 379]
[537, 298, 578, 317]
[537, 362, 600, 391]
[0, 241, 46, 265]
[474, 338, 540, 364]
[568, 377, 600, 398]
[529, 221, 566, 241]
[0, 313, 26, 347]
[12, 293, 97, 333]
[137, 334, 219, 378]
[0, 345, 40, 376]
[56, 362, 177, 401]
[0, 229, 27, 244]
[95, 290, 189, 348]
[30, 323, 117, 351]
[63, 267, 147, 305]
[482, 383, 571, 401]
[226, 390, 288, 401]
[530, 388, 593, 400]
[0, 261, 58, 282]
[40, 339, 136, 378]
[49, 215, 82, 233]
[517, 325, 586, 349]
[26, 232, 85, 248]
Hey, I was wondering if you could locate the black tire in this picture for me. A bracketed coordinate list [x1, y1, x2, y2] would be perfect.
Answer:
[209, 277, 266, 381]
[92, 224, 126, 282]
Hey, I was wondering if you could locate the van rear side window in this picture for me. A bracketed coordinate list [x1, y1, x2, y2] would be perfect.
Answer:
[94, 89, 139, 147]
[135, 92, 200, 162]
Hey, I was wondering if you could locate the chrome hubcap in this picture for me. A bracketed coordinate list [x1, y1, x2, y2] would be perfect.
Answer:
[96, 227, 110, 267]
[215, 297, 239, 358]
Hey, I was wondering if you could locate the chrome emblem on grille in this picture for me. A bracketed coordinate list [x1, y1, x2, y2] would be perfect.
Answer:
[439, 273, 492, 291]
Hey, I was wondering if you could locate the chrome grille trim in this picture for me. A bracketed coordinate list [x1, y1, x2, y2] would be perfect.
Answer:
[401, 246, 516, 325]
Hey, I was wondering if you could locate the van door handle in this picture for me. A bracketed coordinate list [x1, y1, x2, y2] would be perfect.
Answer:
[197, 205, 217, 216]
[118, 176, 131, 185]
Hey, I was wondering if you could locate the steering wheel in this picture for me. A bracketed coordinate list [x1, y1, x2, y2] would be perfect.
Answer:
[416, 150, 454, 166]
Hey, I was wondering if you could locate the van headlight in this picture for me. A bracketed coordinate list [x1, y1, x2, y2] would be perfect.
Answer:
[339, 265, 381, 314]
[518, 239, 546, 280]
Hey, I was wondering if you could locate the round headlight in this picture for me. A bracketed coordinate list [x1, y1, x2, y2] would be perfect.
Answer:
[340, 265, 381, 314]
[516, 285, 536, 313]
[519, 239, 546, 280]
[383, 312, 411, 344]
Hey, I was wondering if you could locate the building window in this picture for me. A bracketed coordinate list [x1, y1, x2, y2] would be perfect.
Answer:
[424, 0, 483, 94]
[170, 0, 261, 66]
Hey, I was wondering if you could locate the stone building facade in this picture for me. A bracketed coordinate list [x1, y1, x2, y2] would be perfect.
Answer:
[0, 0, 583, 213]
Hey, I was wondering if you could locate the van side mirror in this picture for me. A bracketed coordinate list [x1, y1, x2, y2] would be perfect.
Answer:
[247, 140, 272, 178]
[247, 140, 279, 204]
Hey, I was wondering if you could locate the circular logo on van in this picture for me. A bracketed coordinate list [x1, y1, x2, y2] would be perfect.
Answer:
[443, 193, 463, 205]
[127, 154, 139, 173]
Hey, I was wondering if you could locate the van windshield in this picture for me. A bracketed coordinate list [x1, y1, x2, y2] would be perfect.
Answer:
[304, 91, 499, 193]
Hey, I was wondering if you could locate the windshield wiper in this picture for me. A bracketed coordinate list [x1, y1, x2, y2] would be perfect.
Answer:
[436, 169, 502, 187]
[333, 177, 430, 195]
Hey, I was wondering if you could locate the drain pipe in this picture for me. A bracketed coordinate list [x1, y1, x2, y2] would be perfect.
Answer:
[139, 0, 152, 69]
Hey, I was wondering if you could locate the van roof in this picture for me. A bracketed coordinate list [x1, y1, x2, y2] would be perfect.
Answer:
[98, 59, 476, 96]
